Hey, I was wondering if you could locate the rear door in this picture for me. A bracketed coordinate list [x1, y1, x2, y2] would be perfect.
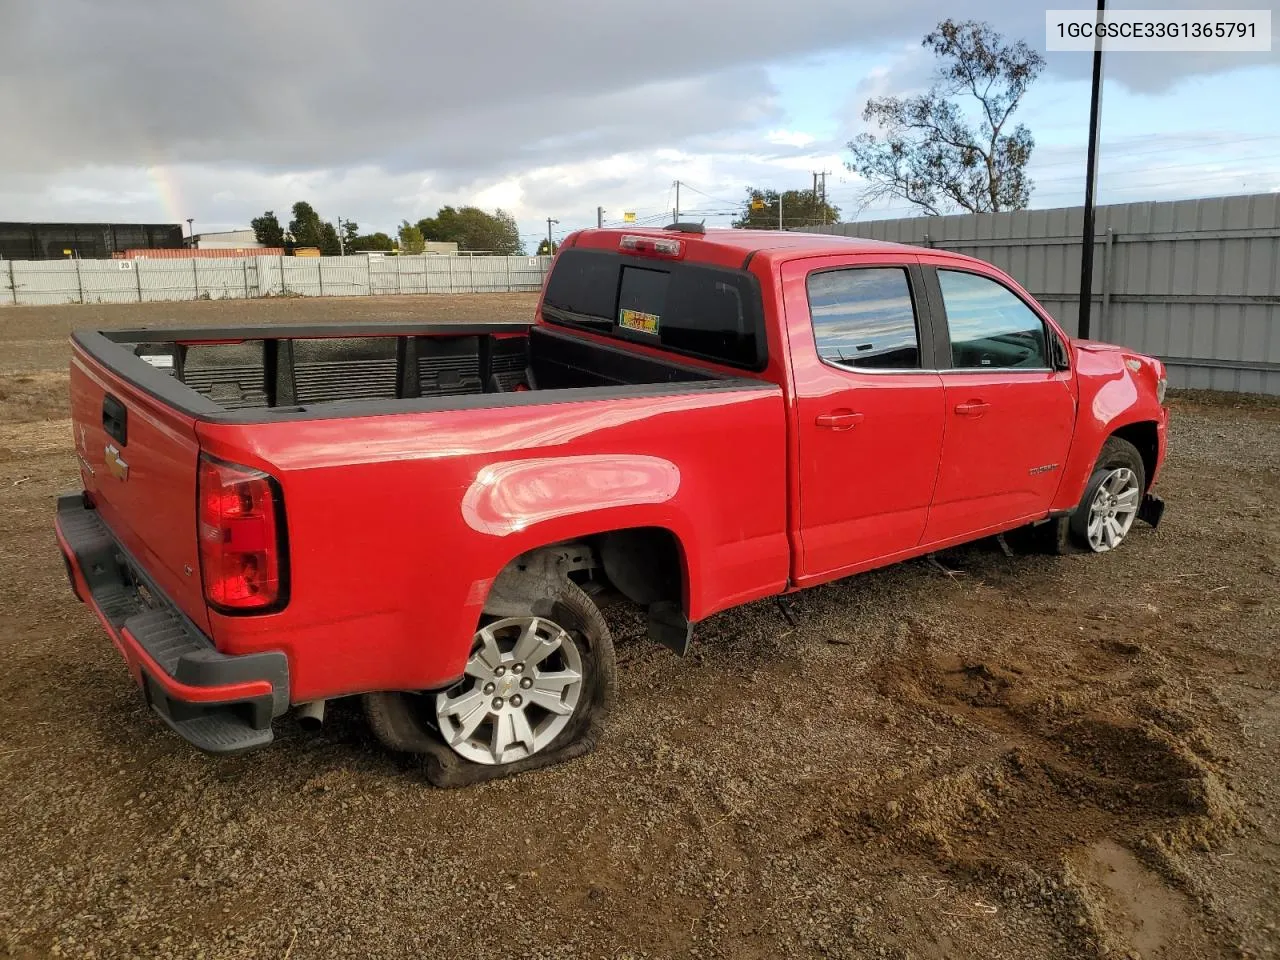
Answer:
[70, 344, 210, 631]
[920, 264, 1076, 544]
[783, 255, 946, 582]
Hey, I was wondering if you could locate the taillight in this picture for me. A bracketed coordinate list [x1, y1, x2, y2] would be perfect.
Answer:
[198, 455, 287, 613]
[619, 234, 684, 259]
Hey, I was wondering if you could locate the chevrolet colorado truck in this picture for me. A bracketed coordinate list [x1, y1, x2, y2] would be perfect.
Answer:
[55, 226, 1168, 784]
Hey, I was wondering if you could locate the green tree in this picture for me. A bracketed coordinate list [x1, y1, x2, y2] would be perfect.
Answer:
[847, 19, 1044, 215]
[341, 219, 360, 250]
[250, 210, 285, 247]
[417, 206, 524, 255]
[348, 231, 395, 253]
[398, 221, 426, 255]
[536, 239, 559, 256]
[321, 223, 342, 256]
[732, 188, 841, 230]
[288, 201, 327, 248]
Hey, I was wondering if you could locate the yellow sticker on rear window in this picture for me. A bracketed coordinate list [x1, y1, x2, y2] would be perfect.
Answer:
[618, 308, 660, 335]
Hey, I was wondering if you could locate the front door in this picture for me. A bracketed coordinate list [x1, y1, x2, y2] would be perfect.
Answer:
[922, 265, 1076, 544]
[784, 257, 946, 582]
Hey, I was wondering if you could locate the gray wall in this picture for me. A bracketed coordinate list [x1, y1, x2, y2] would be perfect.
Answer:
[804, 193, 1280, 395]
[0, 253, 552, 306]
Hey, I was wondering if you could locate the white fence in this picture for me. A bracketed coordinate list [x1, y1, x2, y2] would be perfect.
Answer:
[0, 254, 552, 306]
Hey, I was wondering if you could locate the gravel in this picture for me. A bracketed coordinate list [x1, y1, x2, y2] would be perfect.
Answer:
[1, 297, 1277, 959]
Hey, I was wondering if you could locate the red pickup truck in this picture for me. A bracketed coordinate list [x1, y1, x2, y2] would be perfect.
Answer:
[56, 226, 1167, 784]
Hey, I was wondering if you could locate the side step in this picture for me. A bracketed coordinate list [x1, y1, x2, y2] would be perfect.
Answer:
[158, 709, 275, 754]
[128, 608, 283, 755]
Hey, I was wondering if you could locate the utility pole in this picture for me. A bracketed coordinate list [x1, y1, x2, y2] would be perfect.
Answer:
[673, 180, 680, 224]
[546, 217, 559, 255]
[186, 218, 194, 249]
[1077, 0, 1106, 340]
[597, 207, 604, 229]
[337, 217, 345, 256]
[819, 171, 830, 224]
[778, 192, 783, 231]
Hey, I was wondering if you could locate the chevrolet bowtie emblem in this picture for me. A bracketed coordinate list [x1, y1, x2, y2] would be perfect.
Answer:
[104, 443, 129, 481]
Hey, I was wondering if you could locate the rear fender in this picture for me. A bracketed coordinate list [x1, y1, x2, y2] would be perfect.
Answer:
[462, 452, 703, 616]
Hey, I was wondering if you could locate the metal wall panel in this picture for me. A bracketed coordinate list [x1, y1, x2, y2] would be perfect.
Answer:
[804, 192, 1280, 395]
[1, 254, 552, 307]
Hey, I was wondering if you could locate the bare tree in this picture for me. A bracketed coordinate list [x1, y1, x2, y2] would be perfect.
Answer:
[847, 19, 1044, 216]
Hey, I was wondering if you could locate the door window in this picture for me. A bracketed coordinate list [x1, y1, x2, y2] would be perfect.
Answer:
[806, 267, 921, 370]
[937, 270, 1049, 369]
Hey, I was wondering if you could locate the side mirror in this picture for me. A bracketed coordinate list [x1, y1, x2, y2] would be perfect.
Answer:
[1051, 334, 1071, 371]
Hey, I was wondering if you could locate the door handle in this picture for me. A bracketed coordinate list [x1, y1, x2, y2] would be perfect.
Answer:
[953, 400, 990, 417]
[815, 410, 864, 430]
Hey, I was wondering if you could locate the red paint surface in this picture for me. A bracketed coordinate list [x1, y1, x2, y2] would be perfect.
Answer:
[69, 346, 210, 633]
[65, 229, 1168, 706]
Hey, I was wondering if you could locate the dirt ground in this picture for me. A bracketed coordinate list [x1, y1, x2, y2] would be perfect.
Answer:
[1, 295, 1277, 960]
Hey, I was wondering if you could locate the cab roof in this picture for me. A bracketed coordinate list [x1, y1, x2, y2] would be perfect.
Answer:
[566, 226, 977, 269]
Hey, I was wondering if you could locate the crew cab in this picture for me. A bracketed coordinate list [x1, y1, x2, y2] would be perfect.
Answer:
[55, 226, 1168, 784]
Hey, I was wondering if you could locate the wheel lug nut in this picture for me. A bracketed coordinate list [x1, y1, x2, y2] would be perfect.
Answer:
[520, 677, 532, 689]
[513, 663, 524, 674]
[494, 666, 506, 677]
[492, 697, 504, 709]
[483, 682, 495, 695]
[511, 694, 523, 707]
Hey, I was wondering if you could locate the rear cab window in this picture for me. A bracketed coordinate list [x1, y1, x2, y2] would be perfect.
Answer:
[541, 249, 767, 370]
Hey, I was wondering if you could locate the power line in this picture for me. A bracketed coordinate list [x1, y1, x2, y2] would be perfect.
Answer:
[825, 151, 1280, 206]
[677, 181, 742, 207]
[1023, 132, 1280, 171]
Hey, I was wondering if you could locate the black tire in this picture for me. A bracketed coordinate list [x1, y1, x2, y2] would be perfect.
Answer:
[1068, 436, 1146, 553]
[363, 579, 616, 786]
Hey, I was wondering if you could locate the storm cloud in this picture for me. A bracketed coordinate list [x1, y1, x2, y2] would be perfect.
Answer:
[1, 0, 1275, 235]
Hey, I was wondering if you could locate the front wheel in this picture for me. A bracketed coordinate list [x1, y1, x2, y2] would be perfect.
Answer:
[1069, 436, 1146, 553]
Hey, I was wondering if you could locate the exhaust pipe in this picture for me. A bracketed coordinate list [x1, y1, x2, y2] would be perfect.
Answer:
[296, 699, 326, 731]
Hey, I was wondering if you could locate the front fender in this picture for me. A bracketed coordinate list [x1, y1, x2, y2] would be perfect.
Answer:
[1051, 347, 1168, 512]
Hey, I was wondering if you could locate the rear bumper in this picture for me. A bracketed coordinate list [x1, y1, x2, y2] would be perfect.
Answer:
[54, 493, 289, 754]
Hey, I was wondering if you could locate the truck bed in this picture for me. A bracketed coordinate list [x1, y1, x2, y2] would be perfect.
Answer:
[72, 322, 746, 421]
[65, 315, 790, 713]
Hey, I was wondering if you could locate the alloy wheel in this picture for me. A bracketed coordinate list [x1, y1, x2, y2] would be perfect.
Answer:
[1086, 467, 1140, 552]
[435, 616, 584, 765]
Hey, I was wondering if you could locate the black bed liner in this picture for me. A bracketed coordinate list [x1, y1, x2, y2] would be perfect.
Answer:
[73, 322, 775, 426]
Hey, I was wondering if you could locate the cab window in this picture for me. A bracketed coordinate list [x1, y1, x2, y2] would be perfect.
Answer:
[937, 270, 1049, 370]
[806, 267, 922, 370]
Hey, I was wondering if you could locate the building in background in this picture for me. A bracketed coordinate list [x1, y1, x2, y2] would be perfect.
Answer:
[192, 229, 263, 250]
[120, 247, 285, 259]
[0, 222, 183, 260]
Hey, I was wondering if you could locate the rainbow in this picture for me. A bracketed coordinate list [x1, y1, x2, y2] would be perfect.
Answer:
[146, 166, 186, 226]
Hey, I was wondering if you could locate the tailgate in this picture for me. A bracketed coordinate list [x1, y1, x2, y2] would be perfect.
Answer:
[70, 345, 211, 633]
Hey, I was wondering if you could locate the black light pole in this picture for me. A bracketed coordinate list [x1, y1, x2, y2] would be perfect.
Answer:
[1077, 0, 1105, 339]
[186, 218, 195, 249]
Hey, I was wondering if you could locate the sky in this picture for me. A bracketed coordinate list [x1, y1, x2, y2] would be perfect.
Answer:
[1, 0, 1278, 251]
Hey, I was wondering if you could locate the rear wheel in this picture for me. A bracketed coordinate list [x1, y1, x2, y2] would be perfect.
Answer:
[436, 615, 586, 765]
[1070, 437, 1146, 553]
[364, 580, 615, 780]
